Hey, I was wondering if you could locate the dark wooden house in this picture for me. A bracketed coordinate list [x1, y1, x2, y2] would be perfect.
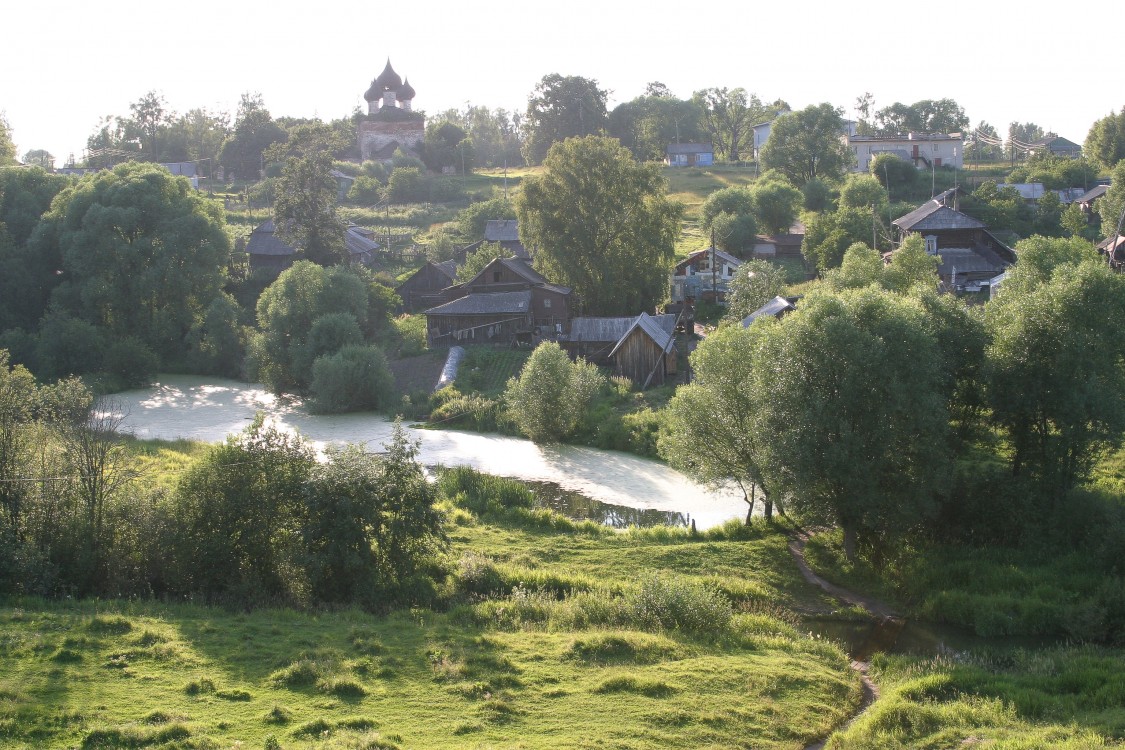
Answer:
[891, 199, 1015, 291]
[607, 312, 678, 388]
[396, 260, 458, 312]
[246, 219, 296, 273]
[459, 220, 532, 261]
[423, 257, 572, 346]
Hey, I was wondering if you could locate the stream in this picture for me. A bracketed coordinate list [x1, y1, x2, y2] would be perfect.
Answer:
[107, 375, 747, 529]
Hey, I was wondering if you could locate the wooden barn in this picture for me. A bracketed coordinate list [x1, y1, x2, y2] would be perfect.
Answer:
[607, 312, 678, 388]
[424, 290, 535, 346]
[396, 260, 458, 312]
[564, 314, 678, 366]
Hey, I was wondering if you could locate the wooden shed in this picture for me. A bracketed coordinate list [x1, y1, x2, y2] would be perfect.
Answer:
[607, 312, 678, 388]
[396, 260, 458, 312]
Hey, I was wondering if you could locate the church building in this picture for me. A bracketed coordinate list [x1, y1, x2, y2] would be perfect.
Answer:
[357, 59, 425, 162]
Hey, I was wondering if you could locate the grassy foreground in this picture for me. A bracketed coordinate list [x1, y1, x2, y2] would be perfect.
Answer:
[0, 513, 858, 749]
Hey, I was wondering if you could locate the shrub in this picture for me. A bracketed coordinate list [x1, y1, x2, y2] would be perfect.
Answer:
[504, 342, 604, 442]
[310, 345, 394, 414]
[627, 574, 733, 635]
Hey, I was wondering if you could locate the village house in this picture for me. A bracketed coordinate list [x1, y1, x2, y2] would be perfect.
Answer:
[742, 296, 796, 327]
[563, 313, 678, 366]
[245, 220, 380, 274]
[889, 195, 1015, 293]
[849, 132, 963, 172]
[423, 257, 571, 347]
[606, 312, 679, 388]
[1027, 135, 1083, 159]
[395, 260, 459, 312]
[665, 143, 714, 167]
[670, 248, 742, 304]
[459, 220, 532, 260]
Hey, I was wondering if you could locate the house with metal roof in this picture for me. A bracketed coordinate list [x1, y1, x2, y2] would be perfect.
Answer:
[245, 220, 380, 273]
[742, 296, 796, 327]
[849, 132, 964, 172]
[563, 314, 677, 365]
[890, 199, 1015, 292]
[396, 260, 459, 312]
[1028, 135, 1082, 158]
[665, 143, 714, 167]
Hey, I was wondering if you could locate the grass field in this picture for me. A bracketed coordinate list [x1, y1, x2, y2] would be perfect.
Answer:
[0, 488, 863, 750]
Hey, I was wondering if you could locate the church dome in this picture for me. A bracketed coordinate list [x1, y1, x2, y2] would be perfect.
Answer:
[374, 59, 402, 92]
[398, 78, 416, 101]
[363, 78, 382, 102]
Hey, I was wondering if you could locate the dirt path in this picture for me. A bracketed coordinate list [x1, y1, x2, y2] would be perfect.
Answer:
[789, 531, 901, 750]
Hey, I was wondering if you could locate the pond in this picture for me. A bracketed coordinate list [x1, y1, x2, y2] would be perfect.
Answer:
[108, 375, 748, 529]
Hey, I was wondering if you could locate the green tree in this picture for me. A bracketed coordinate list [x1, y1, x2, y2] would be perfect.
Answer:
[660, 324, 774, 521]
[423, 120, 472, 173]
[1096, 161, 1125, 235]
[839, 173, 889, 213]
[802, 206, 877, 272]
[691, 88, 764, 162]
[456, 242, 514, 283]
[522, 74, 608, 165]
[38, 162, 229, 364]
[218, 93, 287, 180]
[753, 287, 951, 561]
[249, 261, 374, 393]
[986, 237, 1125, 497]
[129, 90, 170, 160]
[269, 125, 348, 266]
[700, 186, 754, 230]
[750, 176, 802, 235]
[1084, 108, 1125, 169]
[760, 104, 854, 186]
[504, 341, 604, 442]
[309, 344, 393, 414]
[456, 197, 516, 239]
[724, 259, 787, 323]
[869, 153, 917, 195]
[711, 212, 758, 255]
[517, 136, 682, 315]
[874, 98, 968, 135]
[20, 149, 53, 169]
[174, 417, 315, 602]
[0, 114, 15, 166]
[609, 91, 704, 162]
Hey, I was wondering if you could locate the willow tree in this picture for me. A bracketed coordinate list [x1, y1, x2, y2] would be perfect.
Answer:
[516, 136, 682, 316]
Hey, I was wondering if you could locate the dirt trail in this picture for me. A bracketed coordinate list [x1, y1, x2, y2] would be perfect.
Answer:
[789, 531, 902, 750]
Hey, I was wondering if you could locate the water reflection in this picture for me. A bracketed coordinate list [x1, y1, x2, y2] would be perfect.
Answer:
[525, 481, 690, 528]
[110, 375, 748, 529]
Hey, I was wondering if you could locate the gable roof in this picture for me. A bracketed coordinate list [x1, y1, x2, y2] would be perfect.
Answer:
[894, 201, 985, 232]
[608, 312, 676, 358]
[246, 219, 297, 257]
[675, 247, 743, 271]
[570, 314, 676, 344]
[484, 220, 520, 243]
[742, 296, 796, 327]
[424, 290, 532, 316]
[433, 259, 459, 279]
[1077, 185, 1109, 204]
[344, 225, 380, 256]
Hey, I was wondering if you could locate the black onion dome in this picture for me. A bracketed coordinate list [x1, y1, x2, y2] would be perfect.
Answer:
[364, 78, 382, 102]
[398, 78, 416, 100]
[374, 59, 402, 92]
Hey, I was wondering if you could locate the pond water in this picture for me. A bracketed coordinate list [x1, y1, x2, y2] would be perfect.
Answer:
[108, 375, 747, 529]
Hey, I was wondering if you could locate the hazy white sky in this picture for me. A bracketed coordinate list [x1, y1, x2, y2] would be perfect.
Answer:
[4, 0, 1122, 163]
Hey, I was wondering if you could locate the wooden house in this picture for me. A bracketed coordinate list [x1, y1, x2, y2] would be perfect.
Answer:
[665, 143, 714, 167]
[423, 257, 572, 346]
[607, 312, 678, 388]
[670, 248, 742, 304]
[891, 199, 1015, 292]
[246, 219, 296, 273]
[396, 260, 458, 312]
[459, 220, 531, 260]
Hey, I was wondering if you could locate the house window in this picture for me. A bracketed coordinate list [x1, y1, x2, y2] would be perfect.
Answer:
[726, 265, 734, 277]
[924, 235, 938, 254]
[543, 298, 551, 308]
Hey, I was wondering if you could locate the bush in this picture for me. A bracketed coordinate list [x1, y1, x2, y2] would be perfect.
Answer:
[310, 345, 394, 414]
[626, 574, 733, 635]
[504, 342, 604, 442]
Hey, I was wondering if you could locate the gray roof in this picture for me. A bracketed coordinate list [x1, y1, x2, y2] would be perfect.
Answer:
[998, 183, 1045, 201]
[676, 247, 743, 271]
[570, 314, 676, 344]
[608, 312, 676, 358]
[345, 225, 380, 256]
[742, 296, 796, 327]
[894, 202, 985, 232]
[485, 220, 520, 243]
[666, 142, 713, 155]
[433, 260, 459, 279]
[1077, 185, 1109, 204]
[246, 219, 296, 257]
[424, 290, 531, 316]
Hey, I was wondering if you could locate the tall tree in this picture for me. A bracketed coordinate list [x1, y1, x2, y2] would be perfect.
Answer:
[759, 103, 854, 186]
[724, 259, 787, 323]
[751, 174, 802, 235]
[504, 341, 604, 442]
[1084, 108, 1125, 170]
[522, 74, 608, 165]
[129, 90, 171, 161]
[753, 287, 951, 560]
[269, 124, 348, 266]
[516, 136, 682, 315]
[218, 93, 287, 180]
[609, 92, 703, 162]
[20, 149, 53, 169]
[987, 237, 1125, 498]
[692, 88, 763, 162]
[0, 114, 16, 166]
[37, 162, 229, 363]
[874, 98, 968, 135]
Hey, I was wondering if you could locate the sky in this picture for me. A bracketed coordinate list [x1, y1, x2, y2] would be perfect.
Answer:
[3, 0, 1123, 164]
